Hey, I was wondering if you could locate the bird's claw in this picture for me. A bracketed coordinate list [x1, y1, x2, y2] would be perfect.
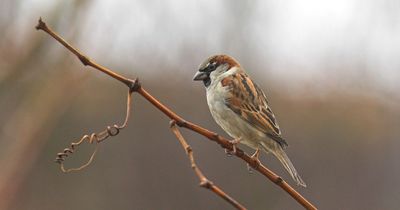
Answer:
[247, 149, 260, 173]
[224, 148, 233, 157]
[250, 148, 260, 160]
[225, 137, 242, 156]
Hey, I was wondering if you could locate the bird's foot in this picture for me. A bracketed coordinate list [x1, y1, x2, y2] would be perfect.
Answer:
[225, 137, 242, 156]
[247, 149, 260, 173]
[251, 148, 260, 160]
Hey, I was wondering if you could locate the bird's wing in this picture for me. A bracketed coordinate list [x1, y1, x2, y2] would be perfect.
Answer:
[221, 71, 288, 147]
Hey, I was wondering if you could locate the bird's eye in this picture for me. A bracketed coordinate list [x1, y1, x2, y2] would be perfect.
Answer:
[200, 61, 218, 72]
[207, 62, 217, 71]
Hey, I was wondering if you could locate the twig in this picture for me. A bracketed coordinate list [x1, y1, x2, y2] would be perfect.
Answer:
[55, 91, 133, 172]
[170, 121, 246, 210]
[35, 18, 136, 88]
[36, 17, 317, 210]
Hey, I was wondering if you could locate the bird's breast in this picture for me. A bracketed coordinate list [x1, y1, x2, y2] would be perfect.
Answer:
[206, 83, 265, 149]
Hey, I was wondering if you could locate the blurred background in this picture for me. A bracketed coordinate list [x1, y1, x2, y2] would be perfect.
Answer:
[1, 0, 399, 209]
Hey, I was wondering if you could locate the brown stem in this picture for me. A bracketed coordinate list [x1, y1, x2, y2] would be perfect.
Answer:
[36, 18, 317, 210]
[170, 121, 246, 210]
[138, 85, 316, 210]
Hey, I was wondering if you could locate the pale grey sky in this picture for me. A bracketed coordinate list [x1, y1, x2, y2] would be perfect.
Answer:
[17, 0, 400, 95]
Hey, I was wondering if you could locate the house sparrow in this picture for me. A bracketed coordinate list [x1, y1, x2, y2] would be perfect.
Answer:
[193, 54, 306, 187]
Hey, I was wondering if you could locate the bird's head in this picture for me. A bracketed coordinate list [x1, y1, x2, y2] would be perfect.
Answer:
[193, 54, 240, 87]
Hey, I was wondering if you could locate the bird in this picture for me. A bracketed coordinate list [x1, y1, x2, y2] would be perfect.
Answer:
[193, 54, 306, 187]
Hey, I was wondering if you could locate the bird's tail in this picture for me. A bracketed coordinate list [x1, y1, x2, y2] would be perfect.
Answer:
[260, 142, 307, 187]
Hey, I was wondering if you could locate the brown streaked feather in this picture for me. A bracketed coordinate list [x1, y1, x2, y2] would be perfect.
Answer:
[221, 71, 288, 147]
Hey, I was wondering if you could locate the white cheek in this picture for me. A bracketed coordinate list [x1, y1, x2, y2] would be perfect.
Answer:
[209, 69, 222, 82]
[209, 66, 239, 86]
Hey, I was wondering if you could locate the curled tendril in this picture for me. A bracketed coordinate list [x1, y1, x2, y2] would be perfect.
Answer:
[55, 90, 133, 173]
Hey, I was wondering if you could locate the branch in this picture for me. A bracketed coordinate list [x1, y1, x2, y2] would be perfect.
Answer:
[36, 17, 317, 210]
[170, 121, 246, 210]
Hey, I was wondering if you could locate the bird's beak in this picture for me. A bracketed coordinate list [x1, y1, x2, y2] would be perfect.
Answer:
[193, 71, 208, 81]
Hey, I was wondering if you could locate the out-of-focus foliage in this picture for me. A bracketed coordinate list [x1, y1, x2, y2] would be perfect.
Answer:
[1, 0, 399, 209]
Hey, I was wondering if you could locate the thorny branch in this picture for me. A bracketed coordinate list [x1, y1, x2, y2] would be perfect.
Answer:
[36, 17, 317, 210]
[170, 121, 246, 210]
